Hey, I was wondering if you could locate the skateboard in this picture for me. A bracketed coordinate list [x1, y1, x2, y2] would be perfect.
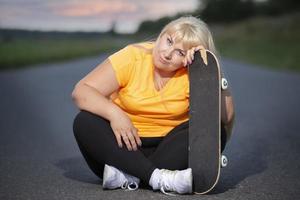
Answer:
[188, 50, 227, 194]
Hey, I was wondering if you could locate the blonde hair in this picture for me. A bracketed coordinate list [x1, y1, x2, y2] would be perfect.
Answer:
[157, 16, 218, 56]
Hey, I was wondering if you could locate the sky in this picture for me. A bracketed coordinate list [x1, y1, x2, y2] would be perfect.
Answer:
[0, 0, 200, 33]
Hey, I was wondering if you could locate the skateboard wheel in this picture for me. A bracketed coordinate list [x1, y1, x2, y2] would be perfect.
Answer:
[221, 78, 228, 90]
[221, 155, 228, 168]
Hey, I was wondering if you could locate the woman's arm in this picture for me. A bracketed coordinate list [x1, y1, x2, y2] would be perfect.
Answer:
[71, 59, 121, 121]
[71, 58, 141, 151]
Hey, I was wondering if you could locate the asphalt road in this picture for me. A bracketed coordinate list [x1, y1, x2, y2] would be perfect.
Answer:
[1, 55, 300, 200]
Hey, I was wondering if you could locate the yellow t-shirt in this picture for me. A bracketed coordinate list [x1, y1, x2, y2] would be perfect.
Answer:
[108, 42, 189, 137]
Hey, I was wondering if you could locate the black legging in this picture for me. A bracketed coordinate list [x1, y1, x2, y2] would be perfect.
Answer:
[73, 110, 226, 184]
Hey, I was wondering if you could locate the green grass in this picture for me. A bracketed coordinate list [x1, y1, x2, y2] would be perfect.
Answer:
[0, 13, 299, 72]
[213, 13, 300, 72]
[0, 37, 131, 70]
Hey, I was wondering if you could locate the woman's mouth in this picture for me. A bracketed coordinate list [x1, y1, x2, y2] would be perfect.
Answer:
[159, 56, 168, 65]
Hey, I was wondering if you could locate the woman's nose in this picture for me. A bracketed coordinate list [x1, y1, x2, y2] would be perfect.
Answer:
[163, 49, 172, 60]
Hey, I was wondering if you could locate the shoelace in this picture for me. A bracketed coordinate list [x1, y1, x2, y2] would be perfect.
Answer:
[121, 181, 139, 191]
[160, 184, 177, 196]
[159, 169, 177, 196]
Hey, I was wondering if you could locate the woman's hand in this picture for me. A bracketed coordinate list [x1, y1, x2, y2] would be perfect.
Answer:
[183, 45, 208, 67]
[109, 107, 142, 151]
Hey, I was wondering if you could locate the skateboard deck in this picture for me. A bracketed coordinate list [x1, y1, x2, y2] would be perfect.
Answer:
[188, 50, 221, 194]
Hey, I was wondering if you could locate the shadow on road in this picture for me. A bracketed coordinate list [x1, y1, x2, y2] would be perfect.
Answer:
[210, 117, 269, 194]
[55, 157, 102, 185]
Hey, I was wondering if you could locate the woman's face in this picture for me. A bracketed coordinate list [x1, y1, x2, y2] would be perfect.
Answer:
[153, 32, 187, 74]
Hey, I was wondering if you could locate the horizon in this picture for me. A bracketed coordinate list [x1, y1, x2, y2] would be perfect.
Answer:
[0, 0, 200, 34]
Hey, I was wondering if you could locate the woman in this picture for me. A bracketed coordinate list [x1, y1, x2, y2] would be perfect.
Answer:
[72, 16, 235, 195]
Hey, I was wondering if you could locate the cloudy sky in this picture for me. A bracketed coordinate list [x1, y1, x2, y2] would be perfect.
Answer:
[0, 0, 200, 33]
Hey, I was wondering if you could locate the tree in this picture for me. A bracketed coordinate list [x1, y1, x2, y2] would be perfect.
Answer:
[107, 21, 117, 35]
[198, 0, 255, 23]
[262, 0, 300, 16]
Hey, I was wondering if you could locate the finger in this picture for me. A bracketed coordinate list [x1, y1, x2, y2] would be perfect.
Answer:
[183, 57, 188, 67]
[127, 131, 137, 151]
[195, 45, 207, 65]
[195, 45, 205, 52]
[121, 131, 132, 151]
[187, 51, 193, 65]
[186, 49, 194, 65]
[132, 128, 142, 147]
[191, 49, 195, 61]
[114, 130, 123, 148]
[199, 49, 208, 65]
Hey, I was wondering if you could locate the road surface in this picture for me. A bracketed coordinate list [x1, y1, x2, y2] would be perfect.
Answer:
[1, 55, 300, 200]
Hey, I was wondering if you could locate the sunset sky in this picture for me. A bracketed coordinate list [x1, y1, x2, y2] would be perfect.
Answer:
[0, 0, 200, 33]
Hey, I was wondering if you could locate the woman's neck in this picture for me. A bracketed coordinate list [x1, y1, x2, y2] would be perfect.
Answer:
[154, 67, 176, 78]
[153, 67, 176, 91]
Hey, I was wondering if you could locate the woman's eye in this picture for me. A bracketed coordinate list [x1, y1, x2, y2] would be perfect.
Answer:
[177, 51, 185, 57]
[167, 38, 172, 45]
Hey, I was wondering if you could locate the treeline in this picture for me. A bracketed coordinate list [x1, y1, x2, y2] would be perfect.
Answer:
[137, 0, 300, 34]
[0, 0, 299, 40]
[0, 29, 121, 42]
[199, 0, 299, 22]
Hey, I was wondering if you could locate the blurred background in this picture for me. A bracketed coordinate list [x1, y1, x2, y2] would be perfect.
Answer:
[0, 0, 299, 72]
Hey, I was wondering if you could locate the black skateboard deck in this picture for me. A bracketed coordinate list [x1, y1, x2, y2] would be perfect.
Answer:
[188, 50, 221, 194]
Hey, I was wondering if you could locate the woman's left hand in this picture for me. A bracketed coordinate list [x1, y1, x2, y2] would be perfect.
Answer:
[183, 45, 208, 67]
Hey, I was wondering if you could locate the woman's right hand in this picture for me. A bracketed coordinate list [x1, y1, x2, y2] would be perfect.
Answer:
[109, 107, 142, 151]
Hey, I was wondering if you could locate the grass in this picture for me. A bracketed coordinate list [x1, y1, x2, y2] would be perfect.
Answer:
[213, 13, 300, 72]
[0, 13, 299, 72]
[0, 36, 132, 70]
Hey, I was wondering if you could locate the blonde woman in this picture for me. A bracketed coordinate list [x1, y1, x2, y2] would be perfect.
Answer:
[72, 16, 234, 194]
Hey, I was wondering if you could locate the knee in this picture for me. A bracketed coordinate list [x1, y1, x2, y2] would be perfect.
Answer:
[73, 110, 103, 139]
[73, 110, 111, 138]
[73, 110, 87, 139]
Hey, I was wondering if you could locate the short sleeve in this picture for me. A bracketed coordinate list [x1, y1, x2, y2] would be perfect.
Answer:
[185, 84, 190, 99]
[108, 45, 135, 87]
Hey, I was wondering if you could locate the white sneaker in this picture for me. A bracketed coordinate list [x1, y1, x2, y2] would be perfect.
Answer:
[150, 168, 193, 195]
[102, 164, 140, 191]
